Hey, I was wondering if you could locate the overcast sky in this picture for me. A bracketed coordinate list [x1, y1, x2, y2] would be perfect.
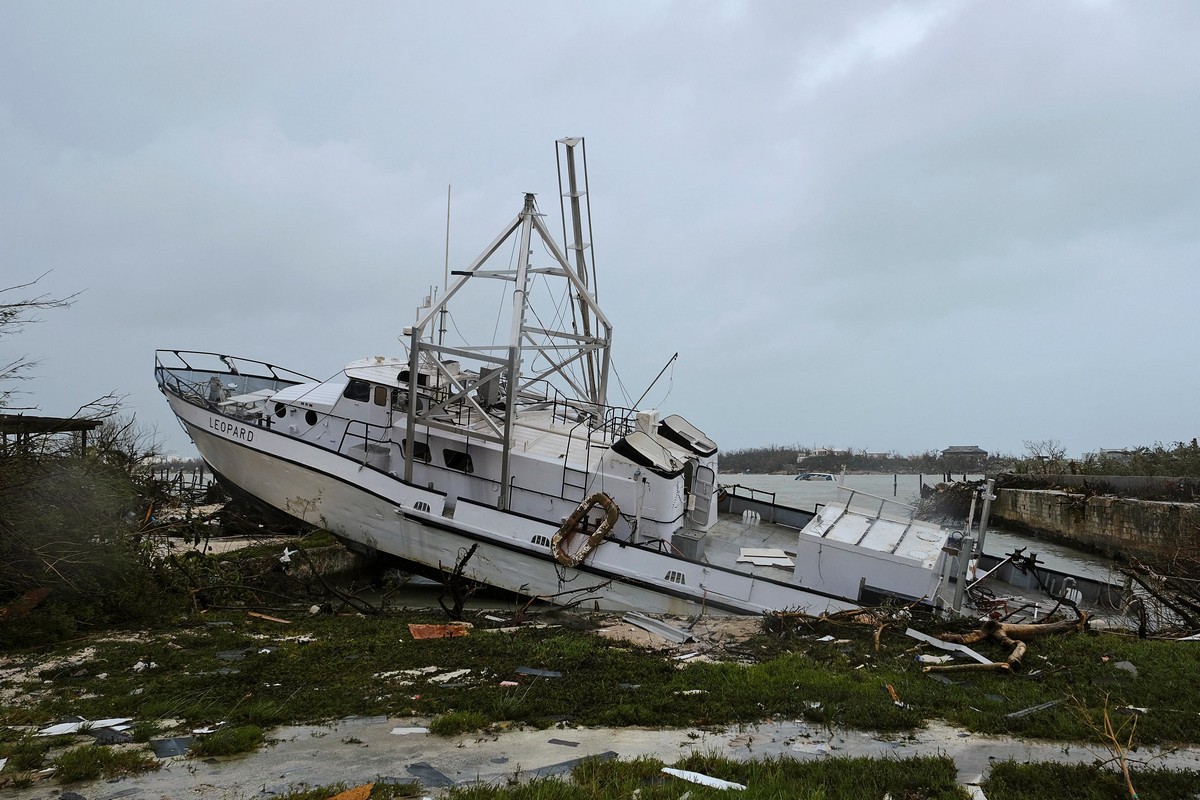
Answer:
[3, 1, 1198, 459]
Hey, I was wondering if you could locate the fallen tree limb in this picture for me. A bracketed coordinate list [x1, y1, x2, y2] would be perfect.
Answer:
[923, 610, 1088, 675]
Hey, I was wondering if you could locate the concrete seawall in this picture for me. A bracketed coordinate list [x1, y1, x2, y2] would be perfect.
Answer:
[992, 487, 1200, 563]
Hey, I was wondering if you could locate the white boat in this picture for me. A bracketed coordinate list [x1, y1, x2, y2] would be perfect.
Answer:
[795, 472, 836, 481]
[156, 138, 952, 616]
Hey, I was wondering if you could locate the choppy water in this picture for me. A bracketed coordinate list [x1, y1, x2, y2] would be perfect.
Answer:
[719, 473, 1118, 581]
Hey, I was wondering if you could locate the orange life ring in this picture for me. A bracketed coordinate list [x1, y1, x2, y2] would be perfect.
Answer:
[551, 492, 619, 567]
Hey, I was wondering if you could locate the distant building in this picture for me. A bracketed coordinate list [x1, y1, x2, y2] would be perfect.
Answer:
[941, 445, 988, 470]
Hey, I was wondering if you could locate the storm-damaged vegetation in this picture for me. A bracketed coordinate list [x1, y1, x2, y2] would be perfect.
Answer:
[3, 596, 1200, 790]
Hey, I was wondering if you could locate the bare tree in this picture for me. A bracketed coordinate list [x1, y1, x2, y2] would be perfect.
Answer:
[1, 274, 78, 409]
[1023, 439, 1067, 474]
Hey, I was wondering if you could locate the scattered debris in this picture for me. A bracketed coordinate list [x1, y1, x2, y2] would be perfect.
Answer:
[390, 726, 429, 735]
[428, 669, 471, 684]
[89, 725, 134, 744]
[37, 717, 132, 736]
[736, 548, 794, 567]
[328, 783, 374, 800]
[149, 737, 192, 758]
[409, 623, 472, 640]
[406, 761, 453, 788]
[516, 666, 562, 678]
[1006, 698, 1064, 719]
[915, 654, 954, 665]
[1111, 660, 1139, 676]
[662, 766, 746, 790]
[0, 586, 51, 623]
[622, 612, 695, 644]
[547, 738, 579, 747]
[247, 611, 292, 624]
[905, 628, 992, 666]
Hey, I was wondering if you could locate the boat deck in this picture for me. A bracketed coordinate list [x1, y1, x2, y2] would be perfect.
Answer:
[701, 490, 1129, 627]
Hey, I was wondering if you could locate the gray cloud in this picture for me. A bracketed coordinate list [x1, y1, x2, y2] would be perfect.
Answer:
[3, 0, 1198, 458]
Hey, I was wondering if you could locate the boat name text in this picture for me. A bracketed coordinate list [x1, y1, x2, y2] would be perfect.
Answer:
[209, 416, 255, 442]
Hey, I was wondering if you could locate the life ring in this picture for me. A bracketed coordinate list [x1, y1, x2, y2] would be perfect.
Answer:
[551, 492, 619, 567]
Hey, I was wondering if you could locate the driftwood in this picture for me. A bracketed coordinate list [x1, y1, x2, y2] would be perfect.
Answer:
[923, 610, 1088, 674]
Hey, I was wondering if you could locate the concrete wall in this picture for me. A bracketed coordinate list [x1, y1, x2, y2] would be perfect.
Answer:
[992, 488, 1200, 562]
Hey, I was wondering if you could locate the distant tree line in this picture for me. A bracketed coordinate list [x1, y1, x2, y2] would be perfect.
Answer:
[721, 437, 1200, 479]
[718, 446, 1012, 476]
[1014, 438, 1200, 479]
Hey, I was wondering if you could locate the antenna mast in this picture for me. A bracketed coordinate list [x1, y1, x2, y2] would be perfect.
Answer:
[556, 137, 603, 406]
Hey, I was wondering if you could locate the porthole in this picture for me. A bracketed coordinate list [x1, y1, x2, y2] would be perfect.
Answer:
[403, 439, 431, 463]
[274, 403, 287, 418]
[443, 449, 474, 473]
[305, 410, 318, 426]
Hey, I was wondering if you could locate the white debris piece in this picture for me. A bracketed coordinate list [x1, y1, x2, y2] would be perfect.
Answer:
[662, 767, 746, 790]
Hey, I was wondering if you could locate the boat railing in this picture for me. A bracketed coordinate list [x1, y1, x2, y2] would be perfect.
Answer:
[154, 350, 313, 412]
[721, 483, 777, 506]
[837, 486, 920, 523]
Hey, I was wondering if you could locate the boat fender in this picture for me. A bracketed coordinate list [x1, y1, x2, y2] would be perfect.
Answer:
[551, 492, 619, 567]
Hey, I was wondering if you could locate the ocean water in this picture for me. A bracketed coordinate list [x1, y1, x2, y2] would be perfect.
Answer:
[719, 473, 1117, 580]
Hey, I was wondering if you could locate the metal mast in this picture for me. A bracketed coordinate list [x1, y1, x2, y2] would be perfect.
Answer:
[556, 137, 604, 407]
[402, 150, 612, 511]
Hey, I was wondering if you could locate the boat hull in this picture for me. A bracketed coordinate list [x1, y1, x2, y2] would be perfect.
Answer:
[165, 391, 859, 616]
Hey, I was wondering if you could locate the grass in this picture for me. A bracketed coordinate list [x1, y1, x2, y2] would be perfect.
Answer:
[442, 752, 971, 799]
[982, 760, 1200, 800]
[429, 710, 491, 736]
[2, 605, 1199, 771]
[50, 743, 158, 782]
[189, 724, 266, 757]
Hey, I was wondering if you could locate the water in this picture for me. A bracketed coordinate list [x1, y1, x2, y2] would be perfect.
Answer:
[720, 473, 1117, 581]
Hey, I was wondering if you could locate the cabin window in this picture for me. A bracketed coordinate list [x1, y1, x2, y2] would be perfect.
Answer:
[343, 379, 371, 402]
[443, 449, 474, 473]
[532, 534, 551, 549]
[665, 570, 686, 585]
[398, 369, 429, 387]
[305, 410, 318, 426]
[403, 439, 431, 463]
[274, 403, 287, 418]
[373, 385, 388, 406]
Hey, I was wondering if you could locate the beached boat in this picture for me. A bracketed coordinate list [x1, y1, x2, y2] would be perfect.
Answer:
[155, 139, 954, 615]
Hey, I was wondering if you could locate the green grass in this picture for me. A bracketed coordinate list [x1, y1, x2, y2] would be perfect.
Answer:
[982, 760, 1200, 800]
[0, 732, 58, 772]
[443, 753, 970, 799]
[189, 724, 266, 757]
[3, 606, 1199, 757]
[429, 710, 490, 736]
[50, 743, 158, 782]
